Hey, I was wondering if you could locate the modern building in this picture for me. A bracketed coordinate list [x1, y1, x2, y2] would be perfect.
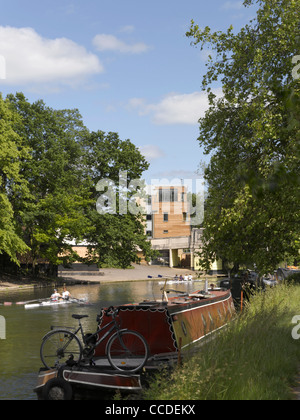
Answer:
[61, 183, 222, 273]
[139, 184, 222, 273]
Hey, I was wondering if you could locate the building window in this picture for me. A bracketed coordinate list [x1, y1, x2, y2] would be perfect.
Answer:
[183, 212, 187, 222]
[163, 230, 168, 234]
[163, 212, 168, 222]
[146, 214, 152, 221]
[159, 188, 178, 202]
[146, 231, 152, 237]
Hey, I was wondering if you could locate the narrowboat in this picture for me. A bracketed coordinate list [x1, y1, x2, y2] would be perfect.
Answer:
[94, 286, 235, 359]
[34, 285, 235, 400]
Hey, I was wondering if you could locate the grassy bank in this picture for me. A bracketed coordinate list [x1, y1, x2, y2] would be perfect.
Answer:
[143, 283, 300, 400]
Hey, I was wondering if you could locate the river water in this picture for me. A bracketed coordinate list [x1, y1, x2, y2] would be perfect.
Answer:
[0, 280, 201, 400]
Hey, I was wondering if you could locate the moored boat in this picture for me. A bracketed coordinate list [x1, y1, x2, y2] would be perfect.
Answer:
[158, 280, 203, 285]
[94, 287, 235, 359]
[34, 366, 142, 400]
[34, 285, 235, 399]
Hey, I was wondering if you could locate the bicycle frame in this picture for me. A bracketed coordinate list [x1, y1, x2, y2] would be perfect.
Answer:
[41, 309, 149, 372]
[73, 314, 124, 354]
[86, 319, 119, 349]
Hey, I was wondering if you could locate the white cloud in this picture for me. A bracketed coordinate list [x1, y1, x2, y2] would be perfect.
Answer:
[139, 145, 165, 160]
[128, 90, 223, 125]
[119, 25, 135, 34]
[221, 1, 244, 10]
[0, 26, 104, 87]
[93, 34, 151, 54]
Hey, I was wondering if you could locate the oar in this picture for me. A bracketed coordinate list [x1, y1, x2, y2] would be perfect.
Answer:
[165, 289, 187, 295]
[69, 298, 92, 306]
[147, 275, 163, 279]
[16, 298, 49, 306]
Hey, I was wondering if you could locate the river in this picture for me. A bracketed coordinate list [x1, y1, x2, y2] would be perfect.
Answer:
[0, 280, 201, 400]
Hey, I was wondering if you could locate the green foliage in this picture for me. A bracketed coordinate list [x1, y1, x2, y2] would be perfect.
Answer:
[81, 130, 155, 268]
[0, 92, 152, 272]
[0, 95, 30, 263]
[187, 0, 300, 274]
[6, 93, 92, 268]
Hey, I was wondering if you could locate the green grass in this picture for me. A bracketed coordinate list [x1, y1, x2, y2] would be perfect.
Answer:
[142, 283, 300, 400]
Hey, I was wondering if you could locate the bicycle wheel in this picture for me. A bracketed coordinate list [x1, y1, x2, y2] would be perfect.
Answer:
[40, 329, 83, 370]
[107, 330, 149, 373]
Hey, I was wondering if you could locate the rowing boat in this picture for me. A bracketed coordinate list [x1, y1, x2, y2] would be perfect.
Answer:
[25, 300, 74, 309]
[24, 298, 87, 310]
[158, 280, 202, 285]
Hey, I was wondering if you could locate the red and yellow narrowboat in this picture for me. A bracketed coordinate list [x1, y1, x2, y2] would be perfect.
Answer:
[34, 286, 235, 399]
[94, 287, 235, 360]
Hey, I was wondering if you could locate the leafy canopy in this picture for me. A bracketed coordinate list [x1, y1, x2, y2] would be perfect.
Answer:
[187, 0, 300, 274]
[0, 92, 153, 272]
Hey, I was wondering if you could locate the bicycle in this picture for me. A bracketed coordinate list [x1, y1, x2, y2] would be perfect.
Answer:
[40, 306, 149, 373]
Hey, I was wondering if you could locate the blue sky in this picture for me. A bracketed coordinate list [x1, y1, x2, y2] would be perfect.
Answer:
[0, 0, 257, 185]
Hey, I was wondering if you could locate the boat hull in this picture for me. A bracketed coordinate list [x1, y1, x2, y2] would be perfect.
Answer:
[34, 289, 235, 399]
[94, 290, 234, 357]
[168, 291, 234, 351]
[25, 300, 74, 309]
[34, 365, 142, 400]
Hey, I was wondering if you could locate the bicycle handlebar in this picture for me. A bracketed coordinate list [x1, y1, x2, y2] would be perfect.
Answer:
[104, 306, 119, 317]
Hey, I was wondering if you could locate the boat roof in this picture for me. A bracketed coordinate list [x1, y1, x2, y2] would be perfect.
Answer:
[112, 289, 231, 312]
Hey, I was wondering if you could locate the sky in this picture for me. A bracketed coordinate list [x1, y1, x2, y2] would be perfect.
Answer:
[0, 0, 257, 187]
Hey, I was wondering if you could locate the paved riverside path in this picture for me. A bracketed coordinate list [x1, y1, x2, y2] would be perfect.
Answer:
[58, 263, 198, 284]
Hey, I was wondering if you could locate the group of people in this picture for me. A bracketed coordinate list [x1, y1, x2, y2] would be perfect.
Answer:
[50, 286, 72, 302]
[174, 274, 193, 281]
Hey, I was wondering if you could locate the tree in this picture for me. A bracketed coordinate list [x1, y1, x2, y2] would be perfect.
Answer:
[7, 93, 92, 271]
[81, 131, 155, 268]
[0, 95, 30, 264]
[187, 0, 300, 274]
[0, 92, 155, 273]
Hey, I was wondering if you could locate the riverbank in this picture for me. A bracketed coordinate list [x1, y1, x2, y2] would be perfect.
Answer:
[59, 264, 198, 284]
[0, 264, 200, 293]
[0, 273, 53, 292]
[142, 282, 300, 400]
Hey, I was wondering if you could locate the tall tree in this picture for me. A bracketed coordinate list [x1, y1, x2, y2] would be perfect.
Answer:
[81, 131, 154, 268]
[7, 93, 91, 271]
[4, 94, 154, 271]
[0, 95, 30, 264]
[187, 0, 300, 274]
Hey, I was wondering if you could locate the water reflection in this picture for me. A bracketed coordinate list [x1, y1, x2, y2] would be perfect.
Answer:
[0, 280, 203, 400]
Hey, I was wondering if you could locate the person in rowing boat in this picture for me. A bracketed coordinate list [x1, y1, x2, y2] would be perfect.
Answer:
[50, 289, 62, 302]
[61, 285, 72, 301]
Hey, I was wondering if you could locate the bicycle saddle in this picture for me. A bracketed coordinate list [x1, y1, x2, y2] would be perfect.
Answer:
[72, 314, 89, 320]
